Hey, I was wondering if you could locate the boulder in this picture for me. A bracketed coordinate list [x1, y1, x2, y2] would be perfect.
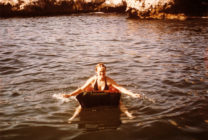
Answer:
[125, 0, 208, 20]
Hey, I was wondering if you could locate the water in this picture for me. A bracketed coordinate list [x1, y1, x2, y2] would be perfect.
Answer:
[0, 13, 208, 140]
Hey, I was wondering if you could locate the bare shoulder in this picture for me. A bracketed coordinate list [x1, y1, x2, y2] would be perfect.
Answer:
[86, 75, 96, 83]
[106, 76, 117, 85]
[80, 75, 96, 89]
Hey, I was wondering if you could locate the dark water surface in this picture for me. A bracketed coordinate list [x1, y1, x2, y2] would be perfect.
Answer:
[0, 13, 208, 140]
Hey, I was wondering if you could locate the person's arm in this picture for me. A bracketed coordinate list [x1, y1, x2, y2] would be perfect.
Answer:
[108, 77, 155, 102]
[63, 76, 95, 98]
[113, 84, 141, 98]
[63, 88, 83, 98]
[107, 77, 141, 98]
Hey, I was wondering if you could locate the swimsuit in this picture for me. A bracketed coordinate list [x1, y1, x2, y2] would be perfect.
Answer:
[94, 78, 109, 91]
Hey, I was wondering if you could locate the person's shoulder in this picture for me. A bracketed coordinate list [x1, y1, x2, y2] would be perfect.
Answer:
[87, 75, 96, 82]
[106, 76, 112, 80]
[82, 75, 96, 88]
[106, 76, 116, 83]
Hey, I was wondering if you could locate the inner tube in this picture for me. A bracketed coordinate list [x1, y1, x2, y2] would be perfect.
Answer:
[76, 92, 121, 108]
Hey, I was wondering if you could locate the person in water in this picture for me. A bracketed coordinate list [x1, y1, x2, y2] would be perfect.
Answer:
[64, 63, 141, 98]
[63, 63, 141, 122]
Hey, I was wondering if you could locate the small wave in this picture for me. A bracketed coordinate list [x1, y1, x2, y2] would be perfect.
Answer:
[11, 91, 21, 97]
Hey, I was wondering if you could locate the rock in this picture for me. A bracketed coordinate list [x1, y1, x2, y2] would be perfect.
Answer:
[0, 0, 207, 19]
[0, 0, 105, 17]
[125, 0, 208, 20]
[99, 0, 126, 12]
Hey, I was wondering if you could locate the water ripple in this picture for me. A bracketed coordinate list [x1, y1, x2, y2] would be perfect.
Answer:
[0, 14, 208, 139]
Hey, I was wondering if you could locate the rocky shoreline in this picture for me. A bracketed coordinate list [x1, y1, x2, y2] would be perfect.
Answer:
[0, 0, 207, 19]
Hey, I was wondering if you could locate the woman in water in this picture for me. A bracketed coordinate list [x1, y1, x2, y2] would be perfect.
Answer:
[63, 63, 141, 122]
[64, 63, 141, 98]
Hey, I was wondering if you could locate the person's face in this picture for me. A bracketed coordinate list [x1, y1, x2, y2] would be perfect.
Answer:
[96, 67, 106, 78]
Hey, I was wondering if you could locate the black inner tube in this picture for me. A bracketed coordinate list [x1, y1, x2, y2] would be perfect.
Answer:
[76, 92, 121, 108]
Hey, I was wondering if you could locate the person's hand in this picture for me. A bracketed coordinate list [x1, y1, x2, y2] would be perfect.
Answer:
[132, 94, 141, 98]
[134, 93, 156, 103]
[136, 94, 141, 98]
[140, 94, 156, 103]
[63, 94, 71, 98]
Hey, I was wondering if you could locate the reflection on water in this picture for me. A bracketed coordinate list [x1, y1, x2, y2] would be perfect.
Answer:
[77, 107, 121, 130]
[0, 13, 208, 140]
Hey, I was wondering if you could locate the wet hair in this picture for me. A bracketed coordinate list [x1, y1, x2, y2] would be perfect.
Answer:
[95, 63, 106, 71]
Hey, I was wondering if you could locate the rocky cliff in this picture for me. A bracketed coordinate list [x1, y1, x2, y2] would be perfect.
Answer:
[0, 0, 207, 19]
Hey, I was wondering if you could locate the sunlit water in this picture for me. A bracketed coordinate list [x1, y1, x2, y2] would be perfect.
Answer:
[0, 13, 208, 140]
